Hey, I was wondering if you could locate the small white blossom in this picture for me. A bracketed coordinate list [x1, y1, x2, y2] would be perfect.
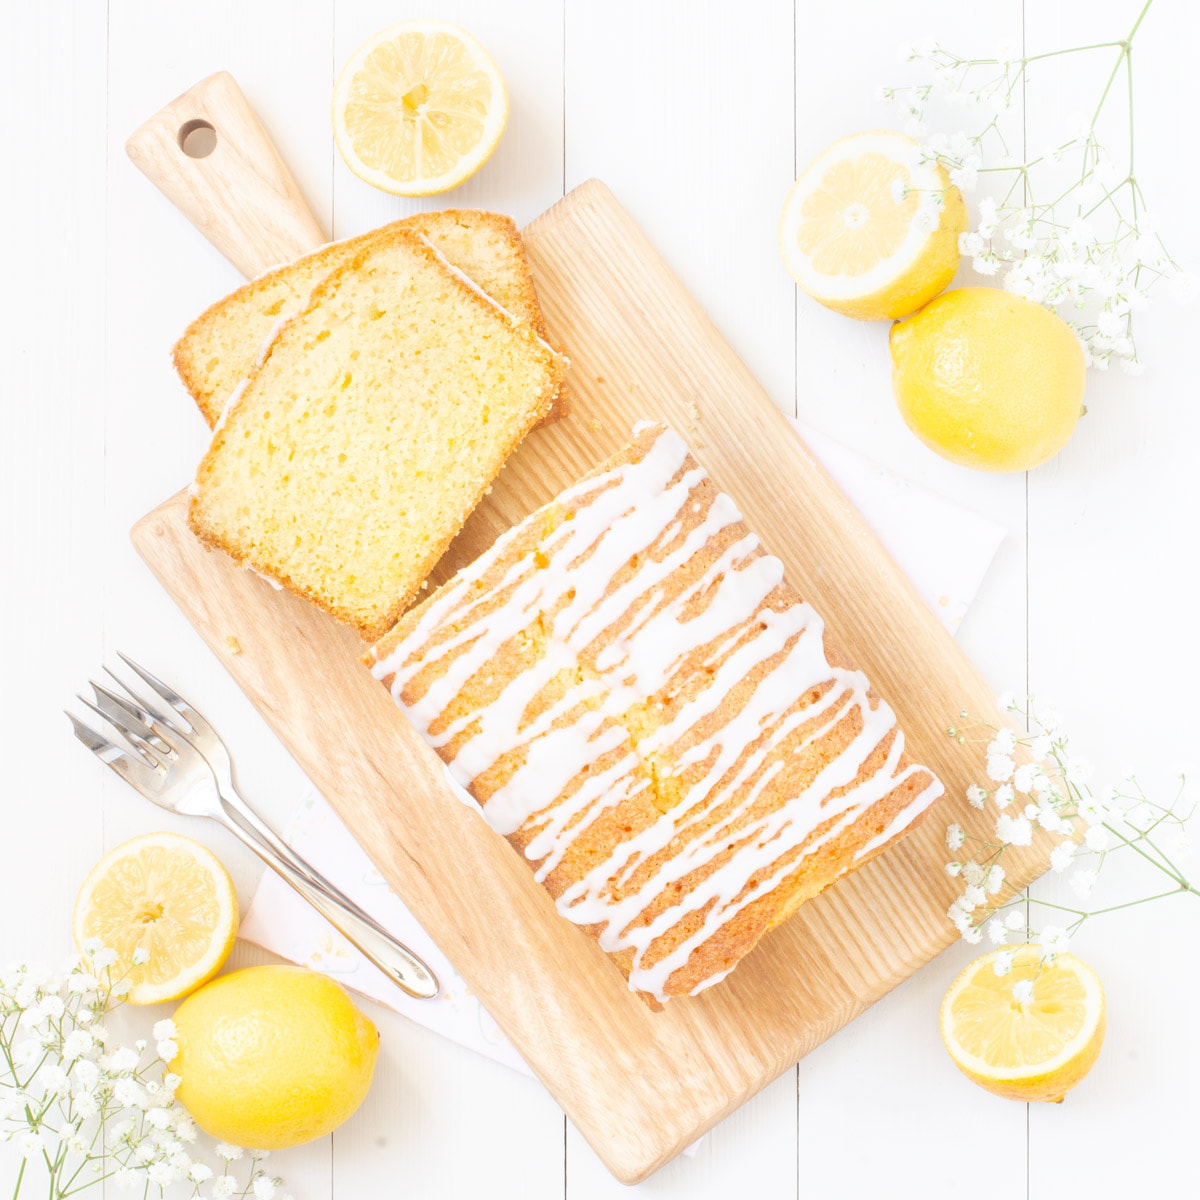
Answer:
[107, 1046, 140, 1074]
[254, 1177, 278, 1200]
[113, 1077, 147, 1109]
[963, 860, 985, 887]
[130, 947, 150, 967]
[157, 1039, 179, 1062]
[992, 949, 1016, 976]
[212, 1177, 239, 1198]
[146, 1107, 173, 1130]
[20, 1131, 46, 1158]
[1012, 979, 1034, 1005]
[62, 1029, 94, 1061]
[1050, 842, 1076, 872]
[962, 884, 987, 910]
[987, 754, 1015, 782]
[1037, 806, 1063, 833]
[946, 823, 966, 852]
[1085, 826, 1111, 852]
[1038, 924, 1071, 953]
[996, 813, 1033, 846]
[993, 784, 1015, 809]
[991, 728, 1017, 756]
[217, 1142, 244, 1162]
[986, 917, 1008, 945]
[152, 1019, 177, 1042]
[985, 864, 1006, 894]
[1013, 763, 1040, 794]
[961, 924, 983, 945]
[1005, 909, 1026, 931]
[966, 784, 987, 810]
[995, 688, 1015, 711]
[1069, 868, 1098, 898]
[945, 861, 962, 878]
[147, 1161, 176, 1186]
[91, 948, 118, 971]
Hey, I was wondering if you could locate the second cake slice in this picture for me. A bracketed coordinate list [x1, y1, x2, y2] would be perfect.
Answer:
[189, 228, 566, 640]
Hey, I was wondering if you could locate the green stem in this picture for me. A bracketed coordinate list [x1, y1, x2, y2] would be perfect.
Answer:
[1103, 820, 1187, 885]
[10, 1155, 23, 1200]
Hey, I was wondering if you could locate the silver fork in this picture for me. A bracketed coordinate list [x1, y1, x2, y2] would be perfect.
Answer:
[67, 655, 438, 1000]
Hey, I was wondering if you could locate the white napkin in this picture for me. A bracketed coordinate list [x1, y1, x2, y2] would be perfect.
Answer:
[239, 421, 1005, 1081]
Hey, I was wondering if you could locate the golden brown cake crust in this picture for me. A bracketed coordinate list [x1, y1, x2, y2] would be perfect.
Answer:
[367, 424, 943, 1000]
[188, 228, 566, 642]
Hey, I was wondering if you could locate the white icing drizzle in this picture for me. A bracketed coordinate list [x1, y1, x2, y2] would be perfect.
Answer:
[372, 425, 943, 1000]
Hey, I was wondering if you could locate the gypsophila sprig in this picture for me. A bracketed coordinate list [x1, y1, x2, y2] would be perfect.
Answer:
[945, 695, 1196, 962]
[0, 948, 292, 1200]
[880, 0, 1186, 371]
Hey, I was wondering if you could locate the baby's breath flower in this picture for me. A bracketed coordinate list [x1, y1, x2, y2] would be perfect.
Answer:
[992, 949, 1016, 975]
[985, 864, 1005, 895]
[254, 1176, 279, 1200]
[946, 823, 966, 852]
[1085, 826, 1111, 853]
[217, 1142, 245, 1162]
[157, 1038, 179, 1061]
[995, 813, 1032, 847]
[945, 861, 962, 878]
[986, 917, 1008, 945]
[993, 783, 1015, 809]
[1049, 842, 1076, 873]
[91, 947, 118, 971]
[987, 754, 1015, 783]
[1005, 910, 1026, 932]
[966, 784, 987, 810]
[962, 860, 985, 887]
[130, 946, 150, 967]
[1012, 979, 1034, 1006]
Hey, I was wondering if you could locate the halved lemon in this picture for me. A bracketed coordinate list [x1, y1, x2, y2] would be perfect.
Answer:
[779, 130, 965, 320]
[940, 946, 1106, 1102]
[333, 20, 509, 197]
[73, 832, 238, 1005]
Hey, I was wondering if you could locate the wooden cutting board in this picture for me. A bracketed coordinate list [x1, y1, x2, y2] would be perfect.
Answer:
[129, 78, 1051, 1185]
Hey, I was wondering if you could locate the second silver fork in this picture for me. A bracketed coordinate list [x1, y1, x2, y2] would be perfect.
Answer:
[68, 655, 438, 1000]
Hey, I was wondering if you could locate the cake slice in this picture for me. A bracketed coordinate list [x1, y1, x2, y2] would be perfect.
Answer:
[366, 423, 944, 1002]
[173, 210, 557, 428]
[188, 228, 566, 641]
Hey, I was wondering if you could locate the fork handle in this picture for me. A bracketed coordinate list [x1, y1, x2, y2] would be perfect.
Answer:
[215, 804, 439, 1000]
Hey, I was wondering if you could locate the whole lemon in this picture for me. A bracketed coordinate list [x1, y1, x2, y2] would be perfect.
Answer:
[890, 288, 1086, 471]
[172, 965, 378, 1149]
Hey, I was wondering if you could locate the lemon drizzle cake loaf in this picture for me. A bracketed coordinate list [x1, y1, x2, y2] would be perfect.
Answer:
[367, 423, 944, 1001]
[189, 228, 566, 641]
[173, 210, 556, 429]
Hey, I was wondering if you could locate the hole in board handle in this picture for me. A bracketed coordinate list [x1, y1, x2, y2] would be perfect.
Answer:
[178, 119, 217, 159]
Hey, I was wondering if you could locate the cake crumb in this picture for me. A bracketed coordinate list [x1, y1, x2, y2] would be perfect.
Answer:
[225, 635, 242, 656]
[595, 375, 606, 384]
[589, 418, 604, 433]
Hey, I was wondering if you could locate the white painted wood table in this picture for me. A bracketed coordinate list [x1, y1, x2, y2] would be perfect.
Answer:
[3, 1, 1198, 1196]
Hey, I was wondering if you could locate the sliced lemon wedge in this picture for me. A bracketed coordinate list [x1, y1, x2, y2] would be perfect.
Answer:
[333, 20, 508, 197]
[779, 130, 965, 320]
[940, 946, 1106, 1102]
[73, 832, 238, 1005]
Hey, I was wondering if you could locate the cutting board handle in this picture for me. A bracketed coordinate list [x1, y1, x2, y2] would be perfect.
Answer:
[126, 71, 327, 279]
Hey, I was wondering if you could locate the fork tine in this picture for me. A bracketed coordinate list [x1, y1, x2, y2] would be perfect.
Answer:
[116, 652, 216, 739]
[66, 711, 165, 793]
[80, 689, 167, 767]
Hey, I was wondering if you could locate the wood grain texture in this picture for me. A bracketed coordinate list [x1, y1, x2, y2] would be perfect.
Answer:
[131, 180, 1052, 1183]
[126, 71, 327, 277]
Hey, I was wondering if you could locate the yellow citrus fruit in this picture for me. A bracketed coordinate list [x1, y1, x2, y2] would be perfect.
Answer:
[779, 130, 966, 321]
[890, 287, 1087, 472]
[333, 20, 508, 197]
[73, 832, 237, 1005]
[940, 946, 1106, 1103]
[171, 965, 379, 1149]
